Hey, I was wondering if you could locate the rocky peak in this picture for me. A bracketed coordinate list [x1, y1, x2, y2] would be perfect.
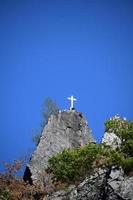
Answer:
[24, 110, 95, 186]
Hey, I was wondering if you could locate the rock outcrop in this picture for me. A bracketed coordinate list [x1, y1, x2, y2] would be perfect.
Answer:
[102, 132, 122, 149]
[101, 114, 123, 149]
[44, 167, 133, 200]
[24, 110, 94, 186]
[24, 112, 133, 200]
[42, 114, 133, 200]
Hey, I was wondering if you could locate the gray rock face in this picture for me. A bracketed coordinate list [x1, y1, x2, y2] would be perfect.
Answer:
[44, 167, 133, 200]
[24, 110, 94, 186]
[102, 132, 122, 149]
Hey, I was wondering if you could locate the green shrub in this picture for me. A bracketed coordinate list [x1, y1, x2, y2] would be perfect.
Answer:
[105, 119, 120, 133]
[122, 139, 133, 157]
[105, 117, 133, 157]
[48, 144, 103, 182]
[48, 143, 126, 183]
[104, 149, 124, 166]
[121, 157, 133, 174]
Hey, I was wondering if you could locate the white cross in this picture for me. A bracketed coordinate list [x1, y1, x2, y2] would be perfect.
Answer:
[67, 95, 77, 110]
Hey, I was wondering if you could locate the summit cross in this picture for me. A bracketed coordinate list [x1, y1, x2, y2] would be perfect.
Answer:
[67, 95, 77, 110]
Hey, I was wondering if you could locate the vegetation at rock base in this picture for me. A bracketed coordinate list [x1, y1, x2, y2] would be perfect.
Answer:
[0, 115, 132, 198]
[48, 144, 133, 183]
[49, 143, 100, 182]
[3, 160, 24, 177]
[48, 144, 123, 182]
[0, 160, 46, 200]
[48, 117, 133, 183]
[0, 173, 46, 200]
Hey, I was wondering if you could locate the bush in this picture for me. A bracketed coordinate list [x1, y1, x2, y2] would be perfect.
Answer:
[105, 119, 120, 133]
[48, 142, 133, 183]
[121, 157, 133, 174]
[104, 149, 124, 166]
[122, 139, 133, 157]
[49, 144, 99, 182]
[48, 143, 126, 183]
[0, 173, 46, 200]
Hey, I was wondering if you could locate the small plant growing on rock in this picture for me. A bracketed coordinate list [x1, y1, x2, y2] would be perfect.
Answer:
[105, 117, 133, 157]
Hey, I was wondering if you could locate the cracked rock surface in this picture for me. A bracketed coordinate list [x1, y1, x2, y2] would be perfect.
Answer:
[44, 167, 133, 200]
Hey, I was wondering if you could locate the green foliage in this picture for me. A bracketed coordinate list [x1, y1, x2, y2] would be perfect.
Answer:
[48, 143, 127, 183]
[103, 149, 124, 166]
[48, 141, 133, 182]
[121, 157, 133, 174]
[122, 139, 133, 157]
[105, 119, 120, 133]
[105, 117, 133, 157]
[0, 187, 10, 200]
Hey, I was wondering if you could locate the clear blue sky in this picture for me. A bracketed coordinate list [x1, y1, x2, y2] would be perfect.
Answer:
[0, 0, 133, 164]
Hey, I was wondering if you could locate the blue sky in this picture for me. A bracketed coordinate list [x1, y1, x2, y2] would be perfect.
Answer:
[0, 0, 133, 164]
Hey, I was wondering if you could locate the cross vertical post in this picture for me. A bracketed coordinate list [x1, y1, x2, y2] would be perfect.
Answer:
[67, 95, 77, 110]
